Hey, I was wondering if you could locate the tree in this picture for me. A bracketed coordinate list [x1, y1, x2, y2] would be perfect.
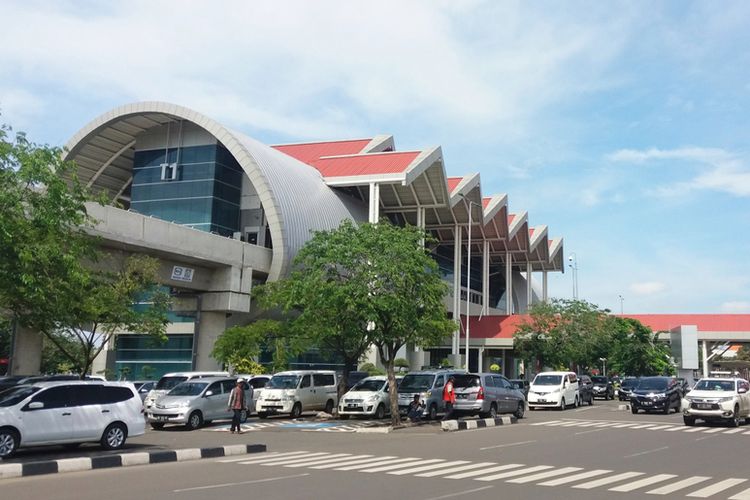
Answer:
[0, 124, 170, 378]
[608, 317, 674, 376]
[211, 319, 291, 374]
[394, 358, 410, 372]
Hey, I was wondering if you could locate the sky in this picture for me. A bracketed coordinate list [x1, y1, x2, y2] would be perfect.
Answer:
[1, 0, 749, 314]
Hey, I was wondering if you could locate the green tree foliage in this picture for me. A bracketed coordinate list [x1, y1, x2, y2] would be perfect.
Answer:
[734, 346, 750, 362]
[0, 124, 170, 378]
[608, 317, 674, 376]
[359, 362, 385, 376]
[210, 319, 298, 374]
[394, 357, 410, 372]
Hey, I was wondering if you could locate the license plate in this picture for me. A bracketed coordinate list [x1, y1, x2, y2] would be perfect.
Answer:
[457, 394, 467, 399]
[697, 403, 713, 410]
[539, 399, 546, 403]
[156, 416, 168, 421]
[643, 401, 652, 406]
[347, 404, 359, 408]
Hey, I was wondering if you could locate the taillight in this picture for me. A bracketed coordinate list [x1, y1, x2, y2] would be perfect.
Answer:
[477, 386, 485, 400]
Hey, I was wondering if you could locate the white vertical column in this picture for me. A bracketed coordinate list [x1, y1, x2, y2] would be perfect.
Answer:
[416, 207, 425, 247]
[368, 183, 380, 223]
[702, 340, 709, 378]
[482, 241, 490, 315]
[542, 271, 548, 302]
[505, 252, 513, 315]
[526, 263, 533, 311]
[452, 225, 462, 355]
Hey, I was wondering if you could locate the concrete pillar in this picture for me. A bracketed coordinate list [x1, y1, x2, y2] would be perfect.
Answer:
[482, 240, 490, 315]
[542, 271, 548, 302]
[478, 346, 485, 372]
[702, 340, 709, 378]
[505, 252, 513, 315]
[11, 325, 43, 375]
[526, 263, 533, 312]
[452, 225, 462, 358]
[368, 183, 380, 223]
[194, 311, 226, 371]
[406, 344, 427, 371]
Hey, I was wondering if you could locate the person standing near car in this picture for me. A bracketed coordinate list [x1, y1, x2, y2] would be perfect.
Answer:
[442, 376, 456, 421]
[228, 378, 246, 434]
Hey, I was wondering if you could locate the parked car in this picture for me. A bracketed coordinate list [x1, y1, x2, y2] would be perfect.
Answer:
[577, 375, 594, 406]
[0, 381, 145, 458]
[338, 376, 401, 419]
[630, 376, 682, 414]
[143, 371, 228, 411]
[397, 370, 464, 420]
[345, 371, 370, 391]
[509, 379, 529, 399]
[132, 381, 155, 403]
[676, 377, 692, 394]
[147, 376, 251, 430]
[453, 373, 526, 419]
[591, 376, 614, 400]
[682, 377, 750, 427]
[527, 371, 580, 410]
[618, 377, 639, 401]
[234, 375, 271, 415]
[255, 370, 338, 418]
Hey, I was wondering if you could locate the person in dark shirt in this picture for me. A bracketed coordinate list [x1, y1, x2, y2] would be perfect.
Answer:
[407, 394, 425, 422]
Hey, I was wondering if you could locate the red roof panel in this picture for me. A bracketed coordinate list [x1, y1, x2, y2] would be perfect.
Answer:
[447, 177, 462, 193]
[508, 214, 516, 225]
[482, 197, 491, 208]
[529, 228, 535, 238]
[272, 139, 372, 165]
[312, 151, 420, 178]
[456, 315, 529, 339]
[624, 314, 750, 332]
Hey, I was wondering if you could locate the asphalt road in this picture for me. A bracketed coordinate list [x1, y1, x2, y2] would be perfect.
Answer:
[6, 400, 750, 500]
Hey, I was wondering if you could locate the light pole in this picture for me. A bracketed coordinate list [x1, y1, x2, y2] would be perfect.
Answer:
[599, 357, 607, 377]
[618, 295, 624, 315]
[460, 194, 481, 373]
[568, 253, 579, 299]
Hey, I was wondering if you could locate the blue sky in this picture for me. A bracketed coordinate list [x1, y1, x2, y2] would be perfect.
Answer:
[1, 1, 749, 314]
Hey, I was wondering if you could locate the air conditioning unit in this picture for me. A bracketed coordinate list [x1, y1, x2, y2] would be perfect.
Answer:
[232, 232, 242, 240]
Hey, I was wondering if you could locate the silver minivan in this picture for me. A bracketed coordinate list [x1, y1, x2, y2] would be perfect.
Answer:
[143, 371, 228, 412]
[453, 373, 526, 419]
[147, 377, 251, 430]
[397, 370, 463, 420]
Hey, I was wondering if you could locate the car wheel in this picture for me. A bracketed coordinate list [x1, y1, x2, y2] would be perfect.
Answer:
[631, 405, 638, 414]
[186, 411, 203, 430]
[374, 403, 385, 420]
[101, 423, 127, 450]
[150, 422, 165, 430]
[663, 403, 671, 415]
[258, 412, 268, 419]
[428, 404, 438, 421]
[0, 428, 19, 459]
[559, 398, 566, 411]
[730, 406, 741, 427]
[239, 409, 248, 424]
[514, 402, 525, 419]
[324, 399, 334, 415]
[489, 403, 498, 419]
[290, 403, 302, 419]
[683, 416, 696, 426]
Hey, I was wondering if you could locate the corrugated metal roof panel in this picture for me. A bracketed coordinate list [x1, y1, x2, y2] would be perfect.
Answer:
[313, 151, 420, 177]
[625, 314, 750, 332]
[272, 139, 372, 165]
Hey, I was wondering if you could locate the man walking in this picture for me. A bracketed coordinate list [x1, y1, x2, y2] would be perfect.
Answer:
[228, 378, 246, 434]
[442, 375, 455, 421]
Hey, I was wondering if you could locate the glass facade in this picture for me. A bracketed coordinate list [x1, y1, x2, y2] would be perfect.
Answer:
[114, 334, 193, 380]
[130, 144, 243, 236]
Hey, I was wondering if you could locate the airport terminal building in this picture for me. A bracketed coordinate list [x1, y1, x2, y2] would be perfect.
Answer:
[12, 102, 566, 378]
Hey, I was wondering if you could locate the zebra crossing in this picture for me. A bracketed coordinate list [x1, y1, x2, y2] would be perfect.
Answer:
[204, 419, 383, 433]
[217, 450, 750, 498]
[530, 418, 750, 435]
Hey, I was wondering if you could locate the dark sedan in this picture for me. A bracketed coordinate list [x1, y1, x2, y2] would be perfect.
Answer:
[630, 376, 682, 414]
[591, 376, 614, 400]
[618, 377, 639, 401]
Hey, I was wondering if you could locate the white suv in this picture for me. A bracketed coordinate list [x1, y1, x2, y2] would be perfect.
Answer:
[0, 381, 145, 458]
[528, 371, 580, 410]
[339, 376, 401, 419]
[682, 377, 750, 427]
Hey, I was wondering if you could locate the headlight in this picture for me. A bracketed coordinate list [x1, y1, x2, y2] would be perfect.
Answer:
[718, 397, 735, 403]
[178, 401, 191, 408]
[426, 391, 432, 398]
[366, 394, 380, 402]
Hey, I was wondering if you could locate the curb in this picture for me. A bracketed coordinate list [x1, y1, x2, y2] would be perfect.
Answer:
[618, 404, 630, 411]
[441, 415, 517, 432]
[0, 444, 266, 480]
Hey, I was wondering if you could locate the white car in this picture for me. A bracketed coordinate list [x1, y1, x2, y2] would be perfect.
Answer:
[527, 371, 580, 410]
[143, 371, 228, 411]
[682, 377, 750, 427]
[338, 376, 401, 419]
[0, 381, 145, 458]
[256, 370, 338, 418]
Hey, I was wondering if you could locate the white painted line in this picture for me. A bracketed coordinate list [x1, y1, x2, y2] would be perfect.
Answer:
[311, 456, 391, 470]
[630, 424, 657, 429]
[530, 420, 562, 426]
[173, 473, 310, 492]
[646, 476, 711, 495]
[623, 446, 669, 458]
[479, 440, 536, 451]
[702, 428, 726, 434]
[416, 462, 496, 478]
[609, 474, 677, 492]
[361, 459, 444, 473]
[575, 422, 601, 427]
[445, 463, 525, 480]
[420, 485, 495, 500]
[334, 457, 420, 471]
[684, 427, 704, 433]
[729, 485, 750, 499]
[477, 465, 554, 482]
[573, 471, 645, 489]
[687, 478, 747, 497]
[743, 431, 750, 435]
[724, 428, 745, 434]
[558, 422, 582, 427]
[574, 406, 596, 412]
[507, 467, 583, 484]
[388, 460, 470, 476]
[574, 429, 604, 435]
[281, 453, 354, 467]
[665, 426, 690, 432]
[218, 452, 282, 463]
[230, 451, 309, 464]
[593, 422, 620, 428]
[538, 469, 612, 486]
[255, 452, 332, 466]
[646, 425, 674, 431]
[612, 423, 638, 428]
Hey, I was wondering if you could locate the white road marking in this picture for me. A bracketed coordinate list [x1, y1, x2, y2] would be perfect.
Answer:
[684, 427, 704, 433]
[724, 428, 745, 434]
[574, 429, 604, 435]
[687, 478, 747, 497]
[218, 452, 283, 463]
[477, 465, 554, 482]
[234, 451, 313, 464]
[334, 457, 421, 471]
[665, 426, 689, 431]
[574, 406, 596, 412]
[445, 463, 525, 480]
[646, 425, 674, 431]
[416, 462, 496, 478]
[538, 469, 612, 486]
[612, 423, 638, 428]
[283, 454, 363, 468]
[531, 420, 562, 426]
[728, 485, 750, 499]
[361, 459, 444, 473]
[646, 476, 712, 495]
[631, 424, 657, 429]
[479, 440, 537, 451]
[573, 471, 645, 489]
[506, 467, 583, 484]
[311, 456, 393, 470]
[420, 485, 494, 500]
[609, 474, 677, 492]
[255, 452, 333, 466]
[172, 473, 310, 492]
[388, 460, 470, 476]
[623, 446, 669, 458]
[703, 428, 727, 434]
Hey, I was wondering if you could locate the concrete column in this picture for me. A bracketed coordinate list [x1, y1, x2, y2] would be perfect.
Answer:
[526, 263, 533, 312]
[194, 311, 226, 371]
[542, 271, 548, 302]
[505, 252, 513, 315]
[368, 183, 380, 223]
[452, 225, 462, 357]
[11, 325, 43, 375]
[478, 346, 485, 372]
[702, 340, 709, 378]
[482, 240, 490, 315]
[417, 207, 425, 247]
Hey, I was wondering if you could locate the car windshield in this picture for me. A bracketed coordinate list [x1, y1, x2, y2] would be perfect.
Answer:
[453, 375, 480, 388]
[0, 386, 40, 407]
[268, 375, 301, 389]
[694, 380, 735, 392]
[155, 376, 188, 391]
[591, 377, 608, 384]
[621, 379, 637, 389]
[352, 379, 385, 392]
[168, 382, 208, 396]
[510, 380, 525, 389]
[637, 378, 668, 391]
[399, 374, 435, 391]
[533, 375, 562, 386]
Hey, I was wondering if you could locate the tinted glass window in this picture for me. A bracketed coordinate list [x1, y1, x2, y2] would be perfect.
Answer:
[300, 375, 311, 388]
[221, 380, 236, 394]
[268, 375, 300, 389]
[591, 377, 608, 384]
[28, 386, 71, 409]
[0, 386, 40, 407]
[694, 380, 735, 392]
[638, 378, 668, 391]
[497, 376, 512, 389]
[156, 376, 188, 391]
[483, 376, 496, 387]
[434, 375, 445, 388]
[313, 374, 334, 387]
[453, 375, 480, 388]
[104, 387, 135, 403]
[206, 382, 223, 395]
[353, 379, 386, 392]
[168, 382, 208, 396]
[71, 385, 103, 406]
[250, 378, 268, 389]
[399, 375, 434, 391]
[533, 375, 562, 386]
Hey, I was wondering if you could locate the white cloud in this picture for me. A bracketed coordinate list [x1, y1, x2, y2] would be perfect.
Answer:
[0, 88, 45, 129]
[721, 301, 750, 313]
[629, 281, 667, 295]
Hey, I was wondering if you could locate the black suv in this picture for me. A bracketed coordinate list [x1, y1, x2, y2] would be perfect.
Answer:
[577, 375, 594, 406]
[618, 377, 639, 401]
[630, 376, 682, 414]
[591, 376, 614, 400]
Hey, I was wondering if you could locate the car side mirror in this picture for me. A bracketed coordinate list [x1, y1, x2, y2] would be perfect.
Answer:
[739, 388, 748, 394]
[139, 388, 149, 393]
[28, 401, 44, 410]
[204, 390, 214, 397]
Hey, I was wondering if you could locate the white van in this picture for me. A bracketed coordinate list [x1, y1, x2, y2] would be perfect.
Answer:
[256, 370, 338, 418]
[528, 371, 580, 410]
[143, 371, 228, 411]
[0, 381, 145, 458]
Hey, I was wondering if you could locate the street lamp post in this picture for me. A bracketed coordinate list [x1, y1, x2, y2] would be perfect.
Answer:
[618, 295, 624, 315]
[568, 253, 579, 299]
[599, 357, 607, 377]
[460, 194, 481, 373]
